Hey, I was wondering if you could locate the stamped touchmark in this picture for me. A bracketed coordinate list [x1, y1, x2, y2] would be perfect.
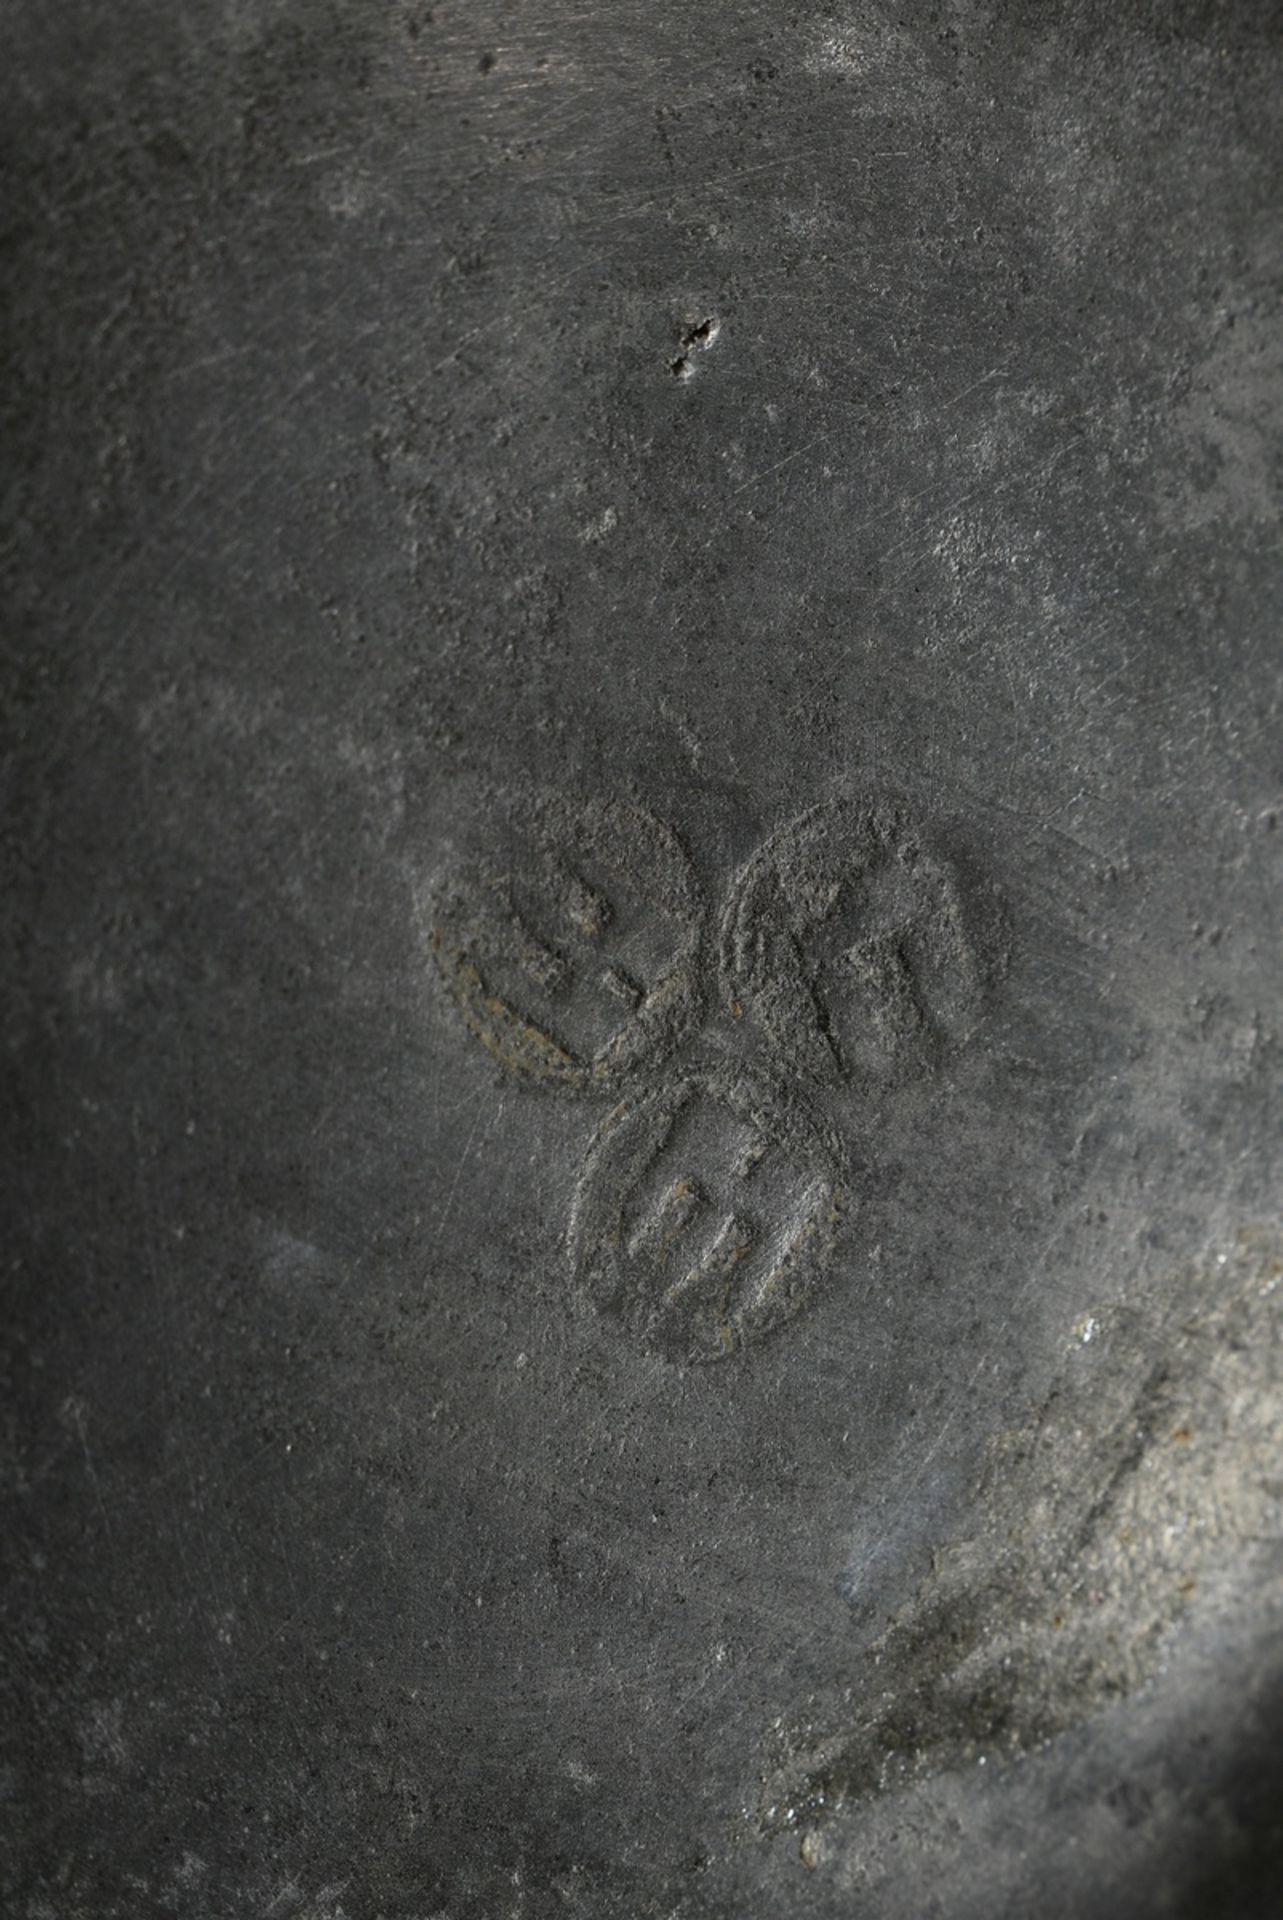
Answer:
[425, 780, 1006, 1361]
[568, 1067, 845, 1364]
[429, 786, 705, 1096]
[719, 793, 1005, 1087]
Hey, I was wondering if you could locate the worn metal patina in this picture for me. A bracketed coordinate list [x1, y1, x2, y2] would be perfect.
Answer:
[3, 3, 1281, 1916]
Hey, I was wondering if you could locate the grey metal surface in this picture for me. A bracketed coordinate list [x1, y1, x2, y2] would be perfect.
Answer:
[3, 2, 1281, 1915]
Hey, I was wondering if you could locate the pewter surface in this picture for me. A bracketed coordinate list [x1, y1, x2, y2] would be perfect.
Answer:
[4, 5, 1282, 1919]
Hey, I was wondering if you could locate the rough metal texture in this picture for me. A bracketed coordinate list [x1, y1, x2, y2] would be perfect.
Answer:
[2, 2, 1281, 1916]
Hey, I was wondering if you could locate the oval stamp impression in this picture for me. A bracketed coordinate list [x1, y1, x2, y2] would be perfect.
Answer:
[429, 784, 705, 1096]
[718, 792, 1005, 1087]
[568, 1066, 845, 1363]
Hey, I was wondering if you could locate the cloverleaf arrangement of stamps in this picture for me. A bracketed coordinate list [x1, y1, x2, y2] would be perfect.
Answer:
[429, 782, 1000, 1364]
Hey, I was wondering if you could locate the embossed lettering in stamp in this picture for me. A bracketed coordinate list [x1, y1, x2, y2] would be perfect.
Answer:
[718, 793, 1005, 1087]
[568, 1067, 844, 1363]
[425, 779, 1009, 1362]
[429, 785, 705, 1096]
